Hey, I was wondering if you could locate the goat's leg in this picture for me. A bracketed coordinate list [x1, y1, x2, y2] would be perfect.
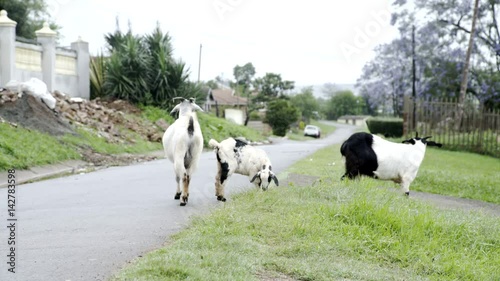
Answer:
[180, 173, 190, 206]
[215, 178, 226, 202]
[214, 160, 230, 202]
[400, 178, 411, 196]
[174, 175, 181, 200]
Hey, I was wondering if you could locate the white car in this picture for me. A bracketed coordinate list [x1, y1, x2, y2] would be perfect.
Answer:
[304, 125, 321, 138]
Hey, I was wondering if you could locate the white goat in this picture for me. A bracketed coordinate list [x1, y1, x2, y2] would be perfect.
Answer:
[208, 137, 279, 202]
[340, 132, 442, 195]
[162, 98, 204, 206]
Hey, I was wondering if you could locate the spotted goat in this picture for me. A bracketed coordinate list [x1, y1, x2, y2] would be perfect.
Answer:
[208, 137, 279, 202]
[340, 132, 442, 195]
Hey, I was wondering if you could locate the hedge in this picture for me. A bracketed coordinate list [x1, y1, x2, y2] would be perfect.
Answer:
[366, 117, 403, 137]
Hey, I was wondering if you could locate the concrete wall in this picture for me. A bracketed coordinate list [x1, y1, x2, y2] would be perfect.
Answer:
[0, 10, 89, 99]
[224, 108, 245, 125]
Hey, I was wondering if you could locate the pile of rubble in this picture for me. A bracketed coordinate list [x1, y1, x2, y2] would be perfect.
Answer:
[53, 91, 168, 143]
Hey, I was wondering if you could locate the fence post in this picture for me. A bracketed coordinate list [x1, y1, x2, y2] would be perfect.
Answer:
[403, 95, 411, 136]
[36, 22, 57, 92]
[0, 10, 16, 87]
[71, 37, 90, 99]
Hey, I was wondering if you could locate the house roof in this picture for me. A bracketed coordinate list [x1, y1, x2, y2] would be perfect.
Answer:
[209, 88, 247, 105]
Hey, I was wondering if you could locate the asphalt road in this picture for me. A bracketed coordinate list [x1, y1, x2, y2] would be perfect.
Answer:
[0, 122, 356, 281]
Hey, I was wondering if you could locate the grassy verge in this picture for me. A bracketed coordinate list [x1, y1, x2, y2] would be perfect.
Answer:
[111, 143, 500, 281]
[412, 149, 500, 204]
[1, 106, 267, 171]
[62, 127, 162, 155]
[140, 105, 266, 145]
[0, 123, 80, 170]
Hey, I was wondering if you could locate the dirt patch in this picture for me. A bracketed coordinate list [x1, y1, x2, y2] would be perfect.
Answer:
[0, 89, 167, 168]
[0, 91, 75, 136]
[79, 148, 162, 168]
[282, 173, 320, 187]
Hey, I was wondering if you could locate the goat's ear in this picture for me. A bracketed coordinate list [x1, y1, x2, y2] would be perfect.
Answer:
[426, 141, 442, 148]
[170, 104, 181, 115]
[250, 172, 261, 183]
[192, 103, 204, 112]
[270, 172, 279, 186]
[402, 139, 416, 145]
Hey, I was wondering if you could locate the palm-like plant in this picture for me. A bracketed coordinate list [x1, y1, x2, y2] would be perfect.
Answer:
[103, 34, 150, 103]
[99, 23, 204, 108]
[89, 53, 106, 99]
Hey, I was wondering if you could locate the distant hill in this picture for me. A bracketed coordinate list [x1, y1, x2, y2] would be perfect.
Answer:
[296, 84, 358, 99]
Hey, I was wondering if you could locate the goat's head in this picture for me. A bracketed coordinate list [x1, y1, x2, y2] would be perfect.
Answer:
[402, 132, 442, 147]
[170, 98, 204, 116]
[250, 165, 279, 191]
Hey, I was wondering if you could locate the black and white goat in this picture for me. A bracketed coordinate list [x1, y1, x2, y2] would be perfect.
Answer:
[162, 98, 204, 206]
[340, 132, 442, 195]
[208, 137, 279, 202]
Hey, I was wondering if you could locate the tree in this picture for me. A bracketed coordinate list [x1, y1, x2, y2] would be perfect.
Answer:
[388, 0, 500, 110]
[233, 62, 255, 92]
[356, 39, 413, 116]
[100, 23, 203, 109]
[253, 73, 295, 103]
[457, 0, 480, 128]
[321, 83, 339, 97]
[324, 90, 362, 120]
[233, 62, 256, 125]
[0, 0, 59, 39]
[265, 99, 299, 136]
[290, 87, 320, 122]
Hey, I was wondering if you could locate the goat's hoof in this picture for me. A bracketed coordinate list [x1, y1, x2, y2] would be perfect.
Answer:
[174, 192, 181, 200]
[217, 195, 226, 202]
[404, 192, 410, 196]
[180, 196, 188, 206]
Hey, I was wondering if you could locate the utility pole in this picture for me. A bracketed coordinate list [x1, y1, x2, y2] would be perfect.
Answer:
[411, 25, 416, 130]
[197, 43, 202, 83]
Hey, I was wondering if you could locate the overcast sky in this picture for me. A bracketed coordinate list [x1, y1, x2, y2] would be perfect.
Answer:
[49, 0, 398, 88]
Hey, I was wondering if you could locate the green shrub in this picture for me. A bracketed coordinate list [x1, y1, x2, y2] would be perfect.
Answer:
[265, 99, 299, 136]
[366, 117, 403, 137]
[249, 111, 261, 121]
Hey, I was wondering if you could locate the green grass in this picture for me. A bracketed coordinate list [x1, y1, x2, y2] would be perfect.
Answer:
[140, 105, 266, 145]
[139, 104, 175, 124]
[0, 123, 80, 170]
[198, 114, 266, 145]
[289, 143, 500, 204]
[412, 149, 500, 204]
[111, 142, 500, 281]
[1, 105, 268, 171]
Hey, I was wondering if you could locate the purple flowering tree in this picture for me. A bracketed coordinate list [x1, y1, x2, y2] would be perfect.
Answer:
[357, 0, 500, 112]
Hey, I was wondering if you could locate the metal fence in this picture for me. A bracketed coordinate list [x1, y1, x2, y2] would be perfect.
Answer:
[403, 96, 500, 158]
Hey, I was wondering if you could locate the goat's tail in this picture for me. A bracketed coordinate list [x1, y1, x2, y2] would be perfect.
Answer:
[208, 139, 220, 149]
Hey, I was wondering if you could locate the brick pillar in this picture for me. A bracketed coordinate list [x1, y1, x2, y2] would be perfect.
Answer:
[0, 10, 17, 86]
[36, 22, 57, 92]
[71, 37, 90, 99]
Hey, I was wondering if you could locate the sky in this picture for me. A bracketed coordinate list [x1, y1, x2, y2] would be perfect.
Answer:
[47, 0, 399, 90]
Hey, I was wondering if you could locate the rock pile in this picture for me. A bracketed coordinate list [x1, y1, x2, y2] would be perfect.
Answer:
[52, 91, 166, 143]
